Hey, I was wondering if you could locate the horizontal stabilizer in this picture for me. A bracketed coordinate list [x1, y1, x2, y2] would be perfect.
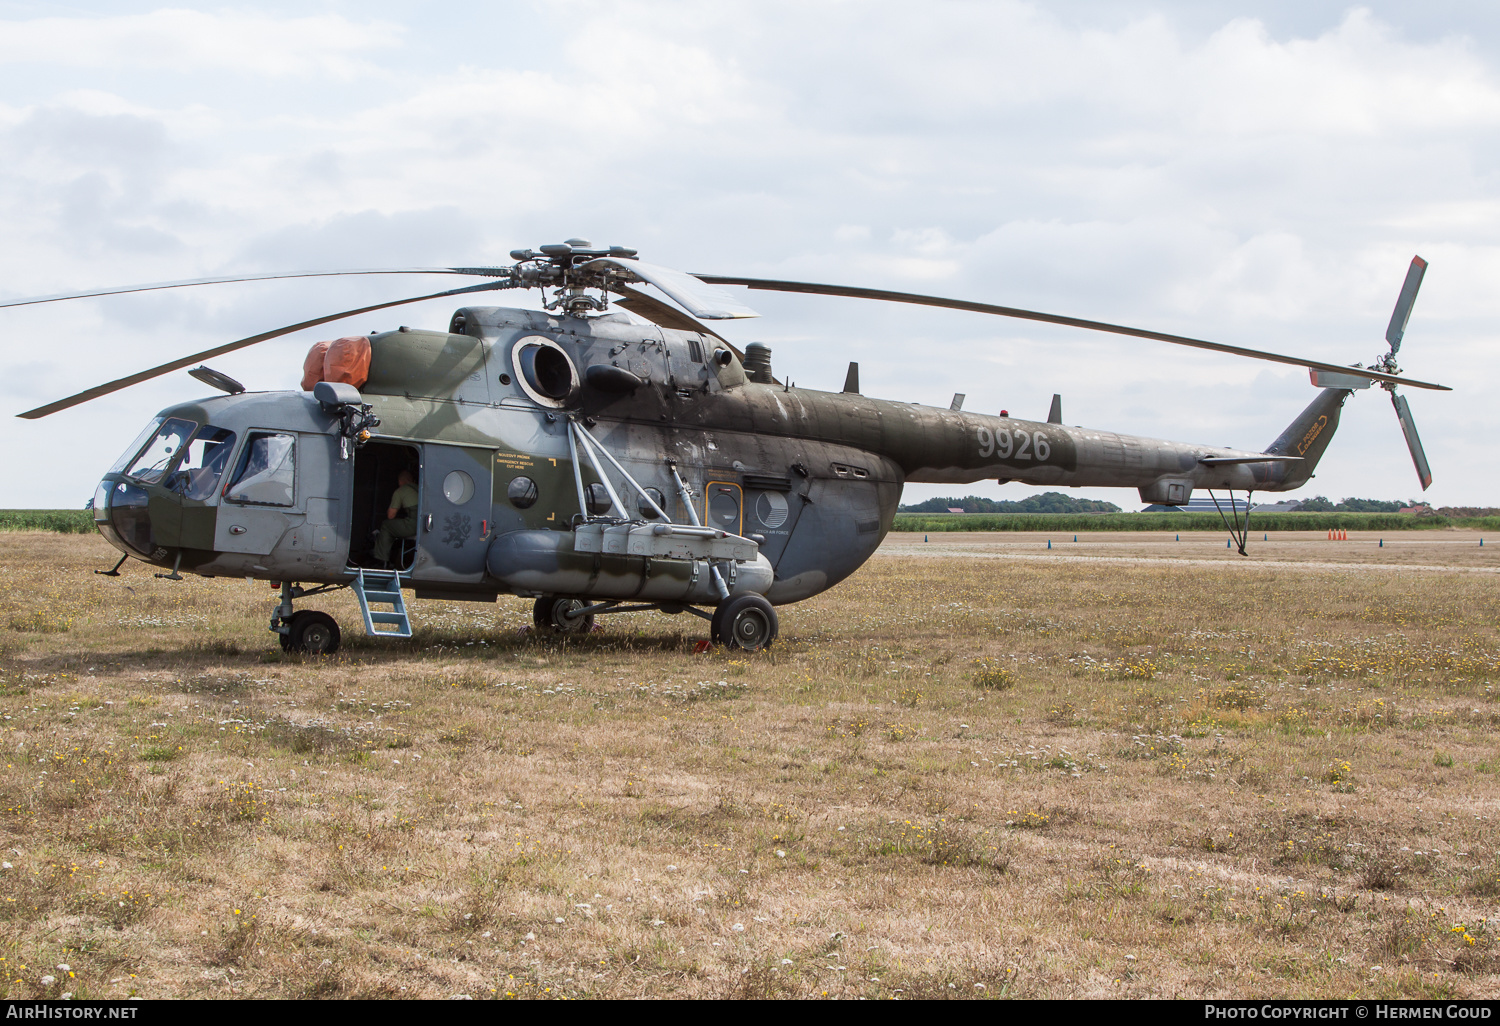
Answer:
[1309, 368, 1373, 390]
[1199, 454, 1304, 466]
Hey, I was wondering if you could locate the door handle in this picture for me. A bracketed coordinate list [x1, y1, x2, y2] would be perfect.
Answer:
[424, 514, 433, 532]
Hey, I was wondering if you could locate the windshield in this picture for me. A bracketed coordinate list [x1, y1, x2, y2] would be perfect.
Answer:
[124, 417, 197, 485]
[108, 418, 165, 475]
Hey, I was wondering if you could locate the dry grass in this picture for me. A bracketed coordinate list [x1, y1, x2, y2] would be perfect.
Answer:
[0, 529, 1497, 999]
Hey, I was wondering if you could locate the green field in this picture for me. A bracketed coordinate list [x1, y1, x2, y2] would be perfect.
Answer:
[0, 510, 94, 534]
[894, 511, 1500, 533]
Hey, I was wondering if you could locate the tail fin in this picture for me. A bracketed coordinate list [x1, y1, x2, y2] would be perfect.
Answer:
[1265, 387, 1352, 490]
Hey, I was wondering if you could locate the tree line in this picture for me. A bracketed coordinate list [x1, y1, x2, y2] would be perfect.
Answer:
[899, 492, 1123, 514]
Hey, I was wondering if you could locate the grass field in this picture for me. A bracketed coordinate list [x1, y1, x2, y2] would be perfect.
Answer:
[894, 511, 1500, 532]
[0, 530, 1497, 999]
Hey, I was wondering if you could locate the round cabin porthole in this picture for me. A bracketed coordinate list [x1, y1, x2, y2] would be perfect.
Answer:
[442, 470, 475, 505]
[585, 482, 613, 516]
[638, 487, 667, 520]
[709, 488, 740, 529]
[508, 476, 538, 509]
[510, 336, 579, 409]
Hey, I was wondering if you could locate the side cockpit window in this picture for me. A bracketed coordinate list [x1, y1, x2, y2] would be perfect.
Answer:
[225, 432, 296, 506]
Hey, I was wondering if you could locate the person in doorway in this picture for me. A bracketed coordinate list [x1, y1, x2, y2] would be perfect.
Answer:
[372, 467, 419, 567]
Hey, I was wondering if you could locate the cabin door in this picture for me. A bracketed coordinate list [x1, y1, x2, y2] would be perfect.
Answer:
[415, 444, 493, 585]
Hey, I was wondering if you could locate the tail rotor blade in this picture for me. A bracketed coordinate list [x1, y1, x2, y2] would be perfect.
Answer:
[1392, 392, 1433, 490]
[1385, 256, 1428, 354]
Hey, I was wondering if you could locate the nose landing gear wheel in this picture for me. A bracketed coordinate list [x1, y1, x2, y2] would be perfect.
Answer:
[710, 594, 778, 652]
[281, 610, 341, 655]
[532, 596, 595, 634]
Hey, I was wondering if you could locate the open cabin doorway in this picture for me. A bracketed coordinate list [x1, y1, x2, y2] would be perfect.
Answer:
[350, 441, 420, 571]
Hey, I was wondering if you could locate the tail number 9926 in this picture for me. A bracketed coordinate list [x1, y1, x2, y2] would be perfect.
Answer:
[978, 426, 1050, 462]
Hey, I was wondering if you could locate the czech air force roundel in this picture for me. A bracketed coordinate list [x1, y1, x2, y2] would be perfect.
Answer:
[755, 491, 789, 529]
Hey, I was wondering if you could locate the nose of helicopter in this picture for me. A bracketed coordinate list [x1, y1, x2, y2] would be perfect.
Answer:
[94, 476, 162, 560]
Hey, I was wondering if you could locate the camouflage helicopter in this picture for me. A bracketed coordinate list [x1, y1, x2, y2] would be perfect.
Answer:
[7, 242, 1447, 654]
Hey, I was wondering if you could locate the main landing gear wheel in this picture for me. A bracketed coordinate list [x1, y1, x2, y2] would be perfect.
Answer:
[281, 610, 341, 655]
[532, 596, 595, 635]
[711, 594, 778, 652]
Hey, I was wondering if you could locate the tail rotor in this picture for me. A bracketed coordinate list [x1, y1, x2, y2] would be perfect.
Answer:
[1377, 256, 1433, 491]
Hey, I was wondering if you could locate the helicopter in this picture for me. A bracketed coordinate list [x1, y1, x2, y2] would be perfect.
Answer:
[6, 241, 1448, 654]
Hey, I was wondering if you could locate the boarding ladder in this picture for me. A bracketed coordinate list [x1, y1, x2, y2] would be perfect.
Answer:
[352, 568, 411, 638]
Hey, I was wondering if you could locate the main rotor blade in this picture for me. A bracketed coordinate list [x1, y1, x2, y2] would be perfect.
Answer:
[0, 267, 512, 310]
[694, 275, 1452, 392]
[1385, 255, 1427, 354]
[16, 279, 515, 419]
[1391, 392, 1434, 490]
[609, 284, 727, 340]
[582, 258, 759, 320]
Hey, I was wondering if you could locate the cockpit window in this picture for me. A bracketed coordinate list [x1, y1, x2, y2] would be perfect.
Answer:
[109, 418, 165, 474]
[225, 432, 295, 506]
[169, 427, 237, 501]
[124, 417, 197, 484]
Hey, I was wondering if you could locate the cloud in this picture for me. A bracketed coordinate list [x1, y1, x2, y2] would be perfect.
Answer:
[0, 2, 1496, 507]
[0, 9, 403, 79]
[234, 208, 484, 272]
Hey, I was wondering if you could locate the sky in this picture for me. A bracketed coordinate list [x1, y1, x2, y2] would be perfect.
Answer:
[1, 0, 1497, 510]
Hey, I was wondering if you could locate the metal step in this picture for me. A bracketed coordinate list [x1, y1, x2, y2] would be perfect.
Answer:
[352, 568, 411, 638]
